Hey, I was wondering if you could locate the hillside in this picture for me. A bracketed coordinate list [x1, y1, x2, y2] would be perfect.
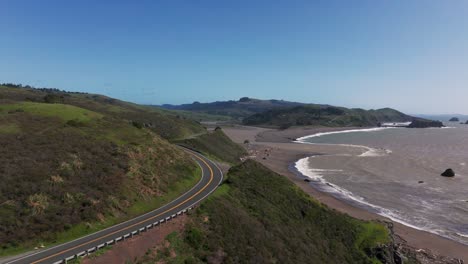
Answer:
[175, 127, 247, 164]
[135, 160, 403, 264]
[243, 105, 415, 128]
[158, 97, 305, 120]
[1, 84, 205, 140]
[0, 85, 203, 255]
[158, 98, 422, 129]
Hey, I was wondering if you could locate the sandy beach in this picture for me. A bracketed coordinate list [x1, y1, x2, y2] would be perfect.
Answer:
[222, 125, 468, 262]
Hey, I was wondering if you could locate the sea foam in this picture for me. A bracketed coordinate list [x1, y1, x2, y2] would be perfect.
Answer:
[294, 156, 443, 235]
[295, 128, 393, 158]
[293, 127, 468, 245]
[295, 127, 390, 142]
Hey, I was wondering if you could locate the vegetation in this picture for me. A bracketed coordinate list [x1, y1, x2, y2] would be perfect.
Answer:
[175, 128, 247, 164]
[243, 105, 415, 128]
[157, 97, 422, 129]
[151, 108, 234, 123]
[0, 102, 103, 122]
[158, 97, 305, 120]
[135, 160, 392, 264]
[0, 84, 205, 140]
[0, 85, 203, 255]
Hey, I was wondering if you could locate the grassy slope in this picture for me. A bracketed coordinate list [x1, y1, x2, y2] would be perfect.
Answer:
[0, 86, 203, 255]
[174, 128, 247, 164]
[0, 85, 205, 140]
[136, 160, 391, 264]
[243, 105, 414, 128]
[151, 107, 234, 123]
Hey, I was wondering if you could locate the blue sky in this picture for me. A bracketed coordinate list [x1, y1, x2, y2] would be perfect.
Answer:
[1, 1, 467, 114]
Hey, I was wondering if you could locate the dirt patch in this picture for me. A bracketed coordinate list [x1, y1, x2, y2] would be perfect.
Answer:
[83, 215, 188, 264]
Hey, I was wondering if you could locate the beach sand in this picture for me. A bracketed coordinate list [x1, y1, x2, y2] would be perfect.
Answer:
[222, 125, 468, 262]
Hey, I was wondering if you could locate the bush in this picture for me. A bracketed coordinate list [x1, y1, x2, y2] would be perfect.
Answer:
[131, 121, 143, 129]
[184, 227, 203, 249]
[66, 119, 86, 127]
[43, 94, 64, 104]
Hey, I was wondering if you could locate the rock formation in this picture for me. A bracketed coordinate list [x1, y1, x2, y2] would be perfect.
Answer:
[441, 169, 455, 177]
[407, 120, 444, 128]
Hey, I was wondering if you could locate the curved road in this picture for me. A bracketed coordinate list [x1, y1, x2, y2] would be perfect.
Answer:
[6, 149, 223, 264]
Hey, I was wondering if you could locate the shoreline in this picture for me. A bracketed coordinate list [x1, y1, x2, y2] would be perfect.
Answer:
[222, 125, 468, 262]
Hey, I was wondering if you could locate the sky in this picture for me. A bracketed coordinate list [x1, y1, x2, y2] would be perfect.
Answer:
[1, 0, 467, 114]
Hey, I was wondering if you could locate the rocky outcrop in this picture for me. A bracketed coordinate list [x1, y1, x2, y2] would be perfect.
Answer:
[408, 120, 444, 128]
[378, 221, 465, 264]
[441, 169, 455, 177]
[449, 117, 459, 122]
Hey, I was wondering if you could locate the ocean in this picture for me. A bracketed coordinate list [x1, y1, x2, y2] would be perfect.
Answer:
[294, 123, 468, 245]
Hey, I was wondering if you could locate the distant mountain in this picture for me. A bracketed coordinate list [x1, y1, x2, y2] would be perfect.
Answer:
[158, 97, 305, 120]
[243, 105, 417, 128]
[414, 114, 468, 122]
[159, 98, 430, 128]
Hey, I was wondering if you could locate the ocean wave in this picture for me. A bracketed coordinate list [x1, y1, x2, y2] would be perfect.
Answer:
[294, 156, 468, 245]
[293, 126, 468, 245]
[295, 127, 392, 141]
[295, 140, 390, 158]
[294, 128, 393, 157]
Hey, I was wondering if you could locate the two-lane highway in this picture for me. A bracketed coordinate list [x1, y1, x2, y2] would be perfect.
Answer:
[6, 149, 223, 264]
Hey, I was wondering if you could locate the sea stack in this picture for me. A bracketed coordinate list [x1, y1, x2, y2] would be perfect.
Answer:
[441, 169, 455, 177]
[449, 117, 459, 122]
[408, 119, 444, 128]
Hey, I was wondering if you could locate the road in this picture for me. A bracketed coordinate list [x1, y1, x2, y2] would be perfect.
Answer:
[5, 149, 223, 264]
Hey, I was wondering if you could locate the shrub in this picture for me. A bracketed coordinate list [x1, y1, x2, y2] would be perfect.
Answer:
[131, 121, 143, 129]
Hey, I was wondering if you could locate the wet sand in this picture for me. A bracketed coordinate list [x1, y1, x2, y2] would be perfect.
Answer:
[223, 125, 468, 262]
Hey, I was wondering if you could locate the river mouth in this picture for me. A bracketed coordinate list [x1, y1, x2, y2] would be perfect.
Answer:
[293, 126, 468, 245]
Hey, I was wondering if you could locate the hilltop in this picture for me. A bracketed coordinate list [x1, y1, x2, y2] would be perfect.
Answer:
[0, 84, 205, 255]
[1, 84, 204, 140]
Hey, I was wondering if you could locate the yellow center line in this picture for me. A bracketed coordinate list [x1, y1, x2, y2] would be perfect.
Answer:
[31, 154, 214, 264]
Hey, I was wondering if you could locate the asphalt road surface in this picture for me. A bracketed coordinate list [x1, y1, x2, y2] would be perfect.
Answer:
[5, 149, 223, 264]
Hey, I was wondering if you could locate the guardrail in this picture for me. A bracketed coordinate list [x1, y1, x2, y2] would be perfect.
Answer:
[53, 206, 195, 264]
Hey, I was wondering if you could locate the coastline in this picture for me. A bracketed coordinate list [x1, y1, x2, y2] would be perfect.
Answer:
[222, 125, 468, 262]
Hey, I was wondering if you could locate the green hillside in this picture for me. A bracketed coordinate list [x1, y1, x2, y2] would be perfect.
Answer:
[136, 160, 396, 264]
[243, 105, 414, 128]
[0, 85, 203, 255]
[158, 97, 305, 120]
[0, 84, 205, 140]
[157, 98, 422, 128]
[175, 128, 247, 164]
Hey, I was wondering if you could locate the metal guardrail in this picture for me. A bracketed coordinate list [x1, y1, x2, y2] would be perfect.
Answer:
[54, 206, 195, 264]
